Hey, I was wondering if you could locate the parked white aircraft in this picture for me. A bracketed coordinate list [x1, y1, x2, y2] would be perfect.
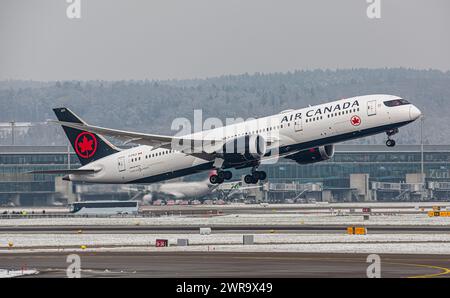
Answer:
[33, 95, 421, 185]
[125, 170, 220, 201]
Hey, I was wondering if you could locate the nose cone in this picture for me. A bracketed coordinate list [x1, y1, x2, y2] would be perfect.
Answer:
[409, 105, 422, 121]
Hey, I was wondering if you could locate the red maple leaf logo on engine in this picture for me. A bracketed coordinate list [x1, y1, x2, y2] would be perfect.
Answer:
[74, 132, 97, 158]
[350, 115, 361, 126]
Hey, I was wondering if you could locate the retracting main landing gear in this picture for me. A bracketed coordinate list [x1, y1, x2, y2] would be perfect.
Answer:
[244, 167, 267, 184]
[209, 170, 233, 184]
[385, 128, 399, 147]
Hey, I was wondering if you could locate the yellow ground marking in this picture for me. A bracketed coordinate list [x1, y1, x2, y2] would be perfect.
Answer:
[229, 255, 450, 278]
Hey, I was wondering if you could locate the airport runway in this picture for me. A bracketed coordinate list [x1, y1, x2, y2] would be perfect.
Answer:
[1, 252, 449, 278]
[1, 224, 450, 233]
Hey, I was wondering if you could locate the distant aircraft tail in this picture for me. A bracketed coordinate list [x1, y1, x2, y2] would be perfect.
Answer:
[53, 107, 120, 166]
[207, 170, 217, 179]
[205, 169, 218, 185]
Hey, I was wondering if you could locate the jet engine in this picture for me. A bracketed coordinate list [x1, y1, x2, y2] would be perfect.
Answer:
[221, 134, 267, 161]
[286, 144, 335, 164]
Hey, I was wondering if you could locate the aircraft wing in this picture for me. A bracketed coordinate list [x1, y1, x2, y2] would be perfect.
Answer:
[50, 119, 282, 164]
[50, 120, 222, 157]
[51, 120, 180, 146]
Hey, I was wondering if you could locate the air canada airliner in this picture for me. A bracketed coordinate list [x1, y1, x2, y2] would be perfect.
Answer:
[32, 95, 422, 185]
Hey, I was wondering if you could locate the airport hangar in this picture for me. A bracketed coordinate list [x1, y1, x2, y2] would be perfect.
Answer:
[0, 144, 449, 206]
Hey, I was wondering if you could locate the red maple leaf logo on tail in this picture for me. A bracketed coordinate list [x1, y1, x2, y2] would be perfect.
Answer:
[74, 132, 97, 158]
[78, 136, 93, 153]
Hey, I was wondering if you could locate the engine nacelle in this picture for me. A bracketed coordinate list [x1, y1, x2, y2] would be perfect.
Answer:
[287, 144, 335, 164]
[221, 134, 267, 160]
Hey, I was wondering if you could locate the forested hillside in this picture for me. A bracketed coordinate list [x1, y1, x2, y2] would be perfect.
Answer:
[0, 68, 449, 145]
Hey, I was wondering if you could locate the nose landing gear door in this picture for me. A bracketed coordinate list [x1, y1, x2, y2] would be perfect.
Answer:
[367, 100, 377, 116]
[118, 156, 126, 172]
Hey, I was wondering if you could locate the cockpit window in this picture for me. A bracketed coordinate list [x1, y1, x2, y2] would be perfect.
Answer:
[383, 99, 410, 107]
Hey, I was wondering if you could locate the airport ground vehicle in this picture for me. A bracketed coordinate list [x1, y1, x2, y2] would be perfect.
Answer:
[68, 200, 139, 215]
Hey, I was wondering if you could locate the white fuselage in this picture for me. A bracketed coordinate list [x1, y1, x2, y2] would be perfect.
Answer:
[68, 94, 421, 184]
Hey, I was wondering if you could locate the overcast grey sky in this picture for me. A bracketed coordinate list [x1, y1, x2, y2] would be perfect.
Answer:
[0, 0, 449, 81]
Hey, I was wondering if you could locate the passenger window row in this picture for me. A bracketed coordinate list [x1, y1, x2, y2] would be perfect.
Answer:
[131, 149, 177, 162]
[305, 108, 360, 123]
[130, 107, 361, 163]
[327, 108, 359, 119]
[224, 124, 284, 140]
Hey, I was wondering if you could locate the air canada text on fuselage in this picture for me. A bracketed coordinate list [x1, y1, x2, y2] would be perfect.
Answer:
[280, 100, 360, 123]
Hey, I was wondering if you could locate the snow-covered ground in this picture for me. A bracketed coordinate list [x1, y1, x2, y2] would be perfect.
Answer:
[2, 242, 450, 255]
[1, 206, 449, 255]
[0, 212, 449, 226]
[2, 202, 450, 214]
[2, 233, 450, 247]
[0, 207, 67, 213]
[142, 202, 450, 209]
[2, 233, 450, 254]
[0, 269, 39, 278]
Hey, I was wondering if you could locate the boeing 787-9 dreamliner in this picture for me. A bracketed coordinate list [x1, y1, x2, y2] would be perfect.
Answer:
[32, 95, 422, 185]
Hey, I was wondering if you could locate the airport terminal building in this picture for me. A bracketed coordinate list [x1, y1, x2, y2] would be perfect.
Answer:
[0, 144, 449, 205]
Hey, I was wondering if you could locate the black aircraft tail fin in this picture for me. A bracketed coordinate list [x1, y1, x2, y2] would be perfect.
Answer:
[53, 107, 119, 166]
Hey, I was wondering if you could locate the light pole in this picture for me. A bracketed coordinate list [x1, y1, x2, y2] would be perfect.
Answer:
[10, 121, 15, 145]
[67, 143, 71, 170]
[420, 115, 424, 181]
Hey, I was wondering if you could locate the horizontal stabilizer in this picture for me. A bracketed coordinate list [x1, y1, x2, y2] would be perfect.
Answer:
[27, 169, 99, 175]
